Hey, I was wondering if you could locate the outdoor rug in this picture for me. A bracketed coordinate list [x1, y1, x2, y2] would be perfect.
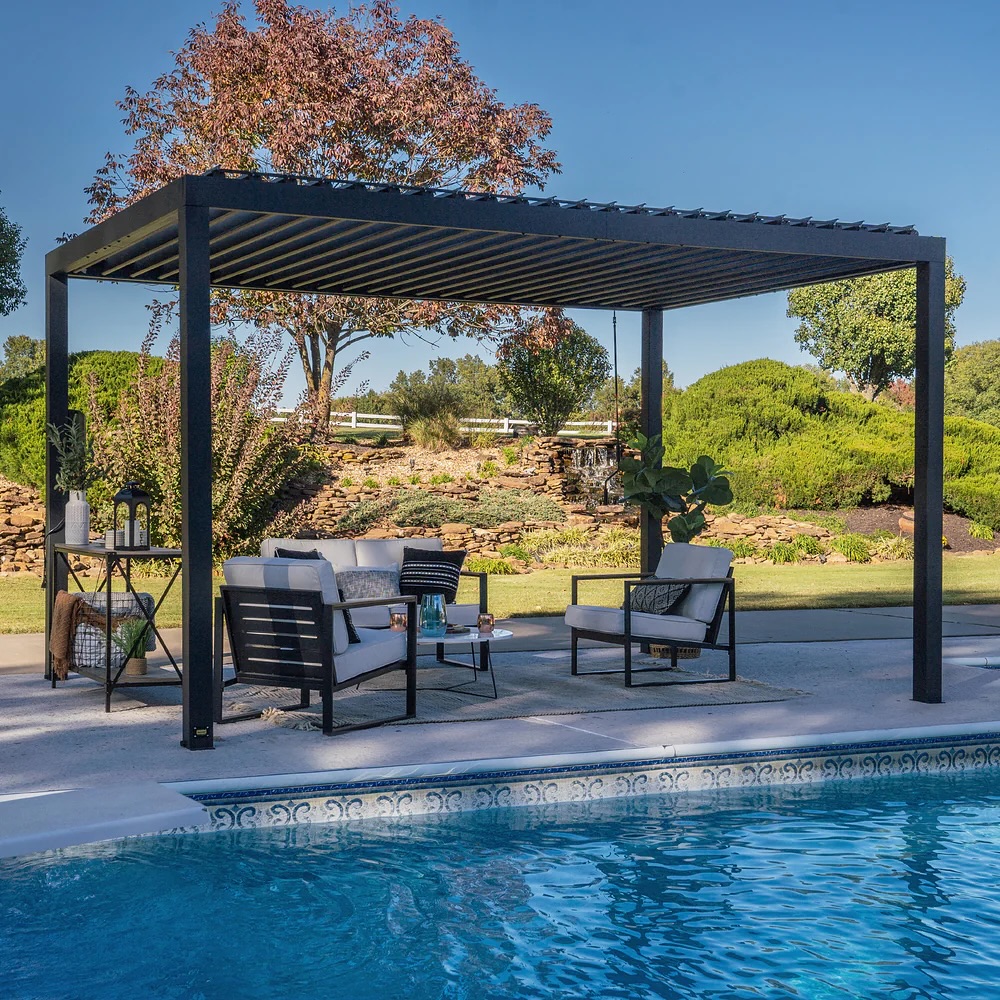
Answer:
[226, 646, 804, 731]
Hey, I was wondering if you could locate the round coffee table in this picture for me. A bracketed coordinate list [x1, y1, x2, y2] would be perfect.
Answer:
[415, 627, 513, 699]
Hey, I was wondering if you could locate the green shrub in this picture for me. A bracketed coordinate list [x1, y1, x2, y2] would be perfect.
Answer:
[793, 511, 848, 534]
[0, 350, 148, 489]
[969, 521, 996, 541]
[501, 445, 520, 466]
[467, 489, 565, 528]
[391, 491, 467, 528]
[791, 533, 824, 555]
[499, 543, 532, 561]
[362, 477, 379, 490]
[465, 556, 518, 575]
[872, 535, 914, 560]
[944, 475, 1000, 532]
[429, 472, 454, 485]
[469, 431, 499, 449]
[409, 413, 463, 450]
[831, 533, 872, 563]
[767, 541, 800, 564]
[372, 433, 390, 448]
[408, 473, 422, 484]
[341, 435, 358, 445]
[340, 476, 354, 488]
[387, 476, 402, 487]
[705, 537, 758, 559]
[336, 499, 385, 535]
[479, 459, 499, 477]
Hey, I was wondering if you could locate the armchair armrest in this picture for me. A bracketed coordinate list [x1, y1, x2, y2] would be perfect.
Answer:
[327, 594, 417, 612]
[570, 570, 649, 605]
[460, 569, 489, 613]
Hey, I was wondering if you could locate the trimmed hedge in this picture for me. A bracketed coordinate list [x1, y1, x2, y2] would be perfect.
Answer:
[0, 351, 150, 489]
[662, 360, 1000, 530]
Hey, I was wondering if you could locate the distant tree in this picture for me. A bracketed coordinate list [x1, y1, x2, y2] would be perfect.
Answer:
[86, 0, 564, 433]
[0, 335, 45, 382]
[787, 258, 966, 400]
[591, 362, 676, 421]
[0, 198, 27, 317]
[498, 323, 610, 436]
[945, 340, 1000, 428]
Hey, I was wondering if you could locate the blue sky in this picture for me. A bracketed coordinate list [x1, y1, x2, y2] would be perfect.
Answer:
[2, 0, 997, 400]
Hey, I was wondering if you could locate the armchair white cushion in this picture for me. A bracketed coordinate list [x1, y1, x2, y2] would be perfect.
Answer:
[564, 542, 736, 686]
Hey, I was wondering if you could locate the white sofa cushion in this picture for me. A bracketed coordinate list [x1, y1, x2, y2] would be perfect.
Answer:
[564, 604, 708, 644]
[222, 557, 351, 655]
[355, 536, 442, 568]
[261, 537, 360, 567]
[654, 543, 733, 624]
[334, 627, 407, 683]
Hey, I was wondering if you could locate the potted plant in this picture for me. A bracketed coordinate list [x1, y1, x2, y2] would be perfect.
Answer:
[112, 617, 151, 676]
[620, 434, 733, 543]
[47, 417, 99, 546]
[620, 435, 733, 661]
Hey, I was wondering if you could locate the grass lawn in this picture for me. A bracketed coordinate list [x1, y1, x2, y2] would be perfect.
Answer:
[2, 556, 996, 633]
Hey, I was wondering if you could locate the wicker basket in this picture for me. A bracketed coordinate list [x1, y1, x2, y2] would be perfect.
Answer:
[649, 644, 701, 660]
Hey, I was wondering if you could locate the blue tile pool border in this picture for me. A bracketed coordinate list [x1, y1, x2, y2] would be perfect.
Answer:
[175, 728, 1000, 831]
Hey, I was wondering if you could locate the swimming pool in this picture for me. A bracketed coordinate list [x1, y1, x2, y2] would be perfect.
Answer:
[3, 767, 999, 999]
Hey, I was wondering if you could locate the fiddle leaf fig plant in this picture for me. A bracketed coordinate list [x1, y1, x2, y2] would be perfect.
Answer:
[620, 434, 733, 543]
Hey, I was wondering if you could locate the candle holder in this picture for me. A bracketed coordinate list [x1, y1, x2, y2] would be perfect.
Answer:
[477, 613, 495, 635]
[389, 610, 408, 632]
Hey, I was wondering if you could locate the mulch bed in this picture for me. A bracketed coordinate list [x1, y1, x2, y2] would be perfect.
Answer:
[794, 504, 997, 554]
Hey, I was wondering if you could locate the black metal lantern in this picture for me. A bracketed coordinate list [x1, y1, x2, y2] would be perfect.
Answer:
[113, 481, 151, 551]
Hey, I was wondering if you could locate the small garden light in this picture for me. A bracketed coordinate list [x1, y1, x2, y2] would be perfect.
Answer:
[112, 482, 152, 551]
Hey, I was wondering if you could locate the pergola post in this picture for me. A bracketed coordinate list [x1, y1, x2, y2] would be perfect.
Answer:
[44, 270, 69, 681]
[913, 260, 946, 703]
[178, 200, 215, 749]
[640, 308, 664, 575]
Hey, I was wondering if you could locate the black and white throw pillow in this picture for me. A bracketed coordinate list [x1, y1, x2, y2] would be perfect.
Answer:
[625, 582, 689, 616]
[399, 547, 466, 604]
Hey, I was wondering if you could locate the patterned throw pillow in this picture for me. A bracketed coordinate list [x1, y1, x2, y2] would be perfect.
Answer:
[336, 565, 400, 601]
[399, 548, 466, 604]
[625, 582, 689, 616]
[274, 547, 323, 560]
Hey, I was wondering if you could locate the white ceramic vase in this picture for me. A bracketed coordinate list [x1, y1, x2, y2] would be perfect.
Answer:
[64, 490, 91, 545]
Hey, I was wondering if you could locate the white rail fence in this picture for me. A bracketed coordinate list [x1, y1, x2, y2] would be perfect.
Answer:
[273, 409, 615, 436]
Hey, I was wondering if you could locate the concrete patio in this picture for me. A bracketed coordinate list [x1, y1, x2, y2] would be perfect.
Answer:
[3, 605, 1000, 797]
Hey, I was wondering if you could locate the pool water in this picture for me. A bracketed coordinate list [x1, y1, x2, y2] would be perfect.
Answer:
[3, 769, 1000, 999]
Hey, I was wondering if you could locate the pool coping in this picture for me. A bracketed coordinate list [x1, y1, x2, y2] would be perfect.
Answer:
[164, 721, 1000, 831]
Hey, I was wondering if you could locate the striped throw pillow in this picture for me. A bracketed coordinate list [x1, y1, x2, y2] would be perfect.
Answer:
[399, 548, 466, 604]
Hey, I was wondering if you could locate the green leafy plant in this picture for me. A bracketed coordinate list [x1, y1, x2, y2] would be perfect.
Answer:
[501, 446, 519, 466]
[372, 433, 390, 448]
[791, 533, 824, 556]
[429, 472, 454, 485]
[831, 533, 872, 563]
[969, 521, 995, 541]
[46, 417, 99, 493]
[767, 541, 799, 564]
[340, 476, 354, 488]
[387, 476, 402, 487]
[335, 498, 385, 534]
[110, 616, 151, 659]
[872, 535, 914, 560]
[409, 413, 463, 450]
[705, 537, 758, 559]
[408, 473, 422, 485]
[499, 543, 532, 561]
[469, 431, 499, 449]
[465, 556, 518, 575]
[362, 477, 379, 490]
[620, 434, 733, 543]
[479, 459, 499, 477]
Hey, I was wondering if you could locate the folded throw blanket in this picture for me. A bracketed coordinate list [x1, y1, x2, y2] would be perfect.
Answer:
[49, 591, 109, 680]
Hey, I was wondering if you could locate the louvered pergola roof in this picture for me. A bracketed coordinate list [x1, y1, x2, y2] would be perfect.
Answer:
[45, 170, 949, 750]
[48, 170, 944, 309]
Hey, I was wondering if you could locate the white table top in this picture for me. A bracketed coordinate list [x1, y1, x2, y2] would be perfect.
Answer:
[414, 628, 513, 645]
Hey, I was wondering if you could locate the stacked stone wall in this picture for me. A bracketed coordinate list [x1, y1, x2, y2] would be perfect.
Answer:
[0, 476, 45, 575]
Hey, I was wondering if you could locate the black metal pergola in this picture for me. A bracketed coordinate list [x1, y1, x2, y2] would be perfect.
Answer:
[45, 170, 948, 749]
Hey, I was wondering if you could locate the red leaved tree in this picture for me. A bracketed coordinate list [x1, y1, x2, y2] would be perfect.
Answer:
[87, 0, 565, 432]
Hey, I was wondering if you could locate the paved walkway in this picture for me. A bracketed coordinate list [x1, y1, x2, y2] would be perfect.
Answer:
[3, 606, 1000, 796]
